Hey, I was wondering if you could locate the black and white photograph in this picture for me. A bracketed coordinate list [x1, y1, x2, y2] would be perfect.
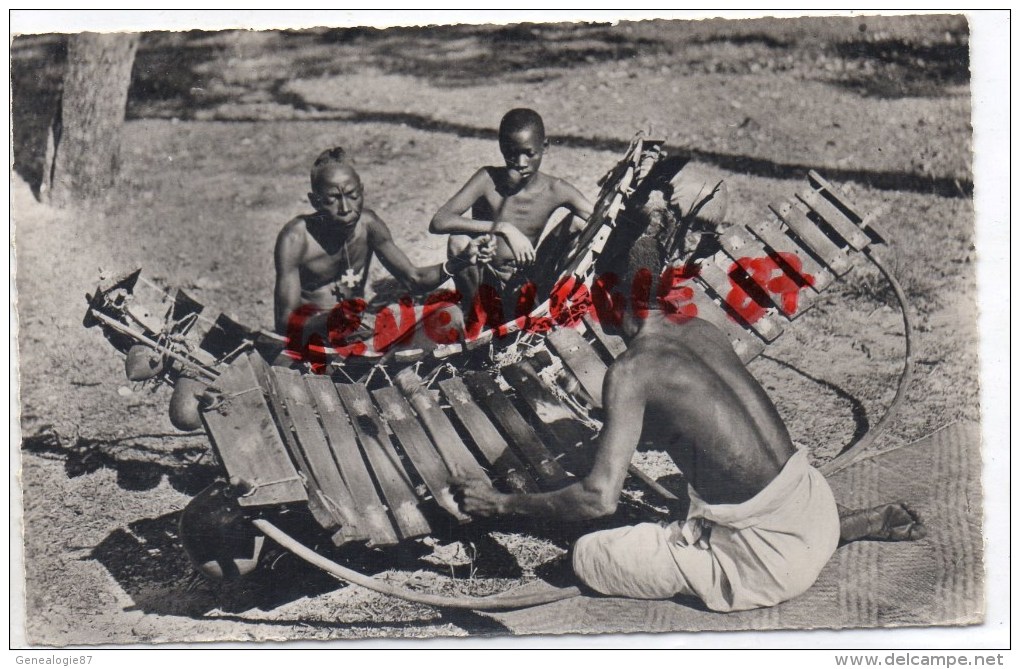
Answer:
[9, 10, 1006, 649]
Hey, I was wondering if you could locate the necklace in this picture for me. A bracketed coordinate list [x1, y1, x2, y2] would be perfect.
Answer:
[339, 237, 360, 289]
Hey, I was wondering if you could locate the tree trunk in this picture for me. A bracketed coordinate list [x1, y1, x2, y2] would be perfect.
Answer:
[44, 32, 138, 206]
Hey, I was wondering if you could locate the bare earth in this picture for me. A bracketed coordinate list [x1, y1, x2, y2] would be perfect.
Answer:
[12, 15, 977, 644]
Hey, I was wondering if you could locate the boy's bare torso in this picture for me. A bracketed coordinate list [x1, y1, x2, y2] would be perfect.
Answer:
[471, 167, 578, 265]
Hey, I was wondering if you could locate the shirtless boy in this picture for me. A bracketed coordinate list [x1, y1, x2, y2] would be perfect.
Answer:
[430, 109, 594, 309]
[454, 217, 924, 611]
[274, 147, 488, 340]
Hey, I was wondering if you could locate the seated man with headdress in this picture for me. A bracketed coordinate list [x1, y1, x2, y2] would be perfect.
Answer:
[274, 147, 492, 361]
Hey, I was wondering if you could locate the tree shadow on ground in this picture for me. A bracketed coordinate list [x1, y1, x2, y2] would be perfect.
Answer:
[259, 104, 973, 199]
[11, 22, 973, 201]
[20, 426, 218, 496]
[314, 22, 663, 87]
[828, 35, 970, 99]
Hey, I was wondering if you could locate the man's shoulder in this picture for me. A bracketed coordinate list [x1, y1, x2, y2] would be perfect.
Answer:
[279, 215, 309, 235]
[605, 349, 649, 386]
[277, 216, 310, 247]
[362, 209, 392, 241]
[613, 330, 695, 375]
[361, 207, 387, 224]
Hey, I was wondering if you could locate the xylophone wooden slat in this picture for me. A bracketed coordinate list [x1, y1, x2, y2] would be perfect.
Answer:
[438, 377, 539, 494]
[581, 314, 628, 360]
[748, 217, 834, 293]
[392, 369, 492, 484]
[696, 255, 785, 341]
[372, 386, 471, 523]
[502, 360, 595, 476]
[797, 189, 872, 251]
[201, 355, 307, 508]
[463, 372, 573, 490]
[546, 327, 608, 406]
[335, 382, 432, 540]
[716, 225, 819, 318]
[717, 224, 766, 265]
[248, 354, 342, 530]
[684, 282, 766, 363]
[272, 367, 369, 546]
[770, 201, 853, 276]
[303, 375, 398, 547]
[808, 170, 888, 243]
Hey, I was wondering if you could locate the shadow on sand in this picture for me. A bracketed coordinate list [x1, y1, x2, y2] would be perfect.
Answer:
[11, 23, 972, 199]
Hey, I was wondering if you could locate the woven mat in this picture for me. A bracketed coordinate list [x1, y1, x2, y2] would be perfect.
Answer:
[483, 421, 984, 634]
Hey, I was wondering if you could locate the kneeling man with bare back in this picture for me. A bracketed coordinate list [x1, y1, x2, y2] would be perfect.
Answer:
[455, 204, 924, 611]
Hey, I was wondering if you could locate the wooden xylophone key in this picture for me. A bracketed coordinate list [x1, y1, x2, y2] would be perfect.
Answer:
[168, 289, 206, 336]
[541, 327, 608, 414]
[438, 377, 539, 494]
[248, 354, 342, 531]
[748, 217, 834, 293]
[769, 200, 853, 276]
[683, 282, 766, 363]
[272, 367, 369, 546]
[303, 375, 398, 547]
[695, 254, 785, 342]
[501, 360, 596, 476]
[716, 224, 820, 319]
[200, 354, 308, 508]
[808, 170, 888, 243]
[335, 382, 432, 541]
[372, 386, 471, 523]
[199, 312, 257, 363]
[462, 372, 573, 490]
[124, 273, 176, 334]
[392, 369, 492, 484]
[796, 189, 872, 251]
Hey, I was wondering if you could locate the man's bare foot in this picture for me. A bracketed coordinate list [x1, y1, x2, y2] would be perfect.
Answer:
[875, 502, 927, 541]
[864, 503, 928, 541]
[839, 502, 927, 543]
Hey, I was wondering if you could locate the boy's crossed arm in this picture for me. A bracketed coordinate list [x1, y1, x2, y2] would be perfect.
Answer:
[429, 168, 499, 237]
[429, 169, 537, 264]
[430, 169, 593, 265]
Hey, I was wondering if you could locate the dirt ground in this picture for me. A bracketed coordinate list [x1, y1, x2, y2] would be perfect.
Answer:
[12, 15, 978, 644]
